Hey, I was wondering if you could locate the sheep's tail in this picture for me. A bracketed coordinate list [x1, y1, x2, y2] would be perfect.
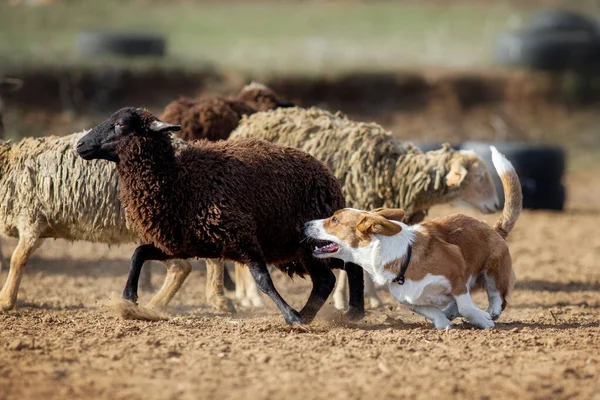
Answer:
[491, 146, 522, 240]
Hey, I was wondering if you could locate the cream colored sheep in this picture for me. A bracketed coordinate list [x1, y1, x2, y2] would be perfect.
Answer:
[229, 107, 499, 310]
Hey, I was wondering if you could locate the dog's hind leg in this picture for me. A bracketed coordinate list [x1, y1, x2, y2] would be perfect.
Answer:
[408, 305, 452, 330]
[484, 252, 515, 320]
[453, 291, 494, 329]
[0, 230, 43, 311]
[484, 275, 503, 320]
[146, 259, 192, 310]
[442, 299, 461, 320]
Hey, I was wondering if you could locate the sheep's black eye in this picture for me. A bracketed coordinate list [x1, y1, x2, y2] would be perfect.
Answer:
[114, 122, 124, 135]
[331, 216, 339, 223]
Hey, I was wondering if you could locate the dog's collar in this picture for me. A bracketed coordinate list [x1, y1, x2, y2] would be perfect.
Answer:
[393, 245, 412, 285]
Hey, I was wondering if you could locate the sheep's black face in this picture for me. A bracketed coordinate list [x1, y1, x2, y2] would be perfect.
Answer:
[76, 107, 180, 163]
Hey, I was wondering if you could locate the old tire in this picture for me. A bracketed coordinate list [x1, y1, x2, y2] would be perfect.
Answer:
[460, 141, 566, 211]
[76, 32, 166, 58]
[523, 181, 566, 211]
[528, 9, 598, 33]
[495, 30, 600, 70]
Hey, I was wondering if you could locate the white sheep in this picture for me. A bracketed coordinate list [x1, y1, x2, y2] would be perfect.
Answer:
[229, 107, 499, 310]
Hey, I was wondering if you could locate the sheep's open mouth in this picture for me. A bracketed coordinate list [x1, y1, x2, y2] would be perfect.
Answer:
[313, 242, 340, 256]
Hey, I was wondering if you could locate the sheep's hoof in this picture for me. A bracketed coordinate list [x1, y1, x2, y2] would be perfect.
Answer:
[0, 298, 15, 312]
[332, 293, 347, 311]
[344, 307, 365, 322]
[368, 296, 384, 309]
[284, 310, 304, 326]
[208, 295, 236, 314]
[239, 297, 253, 308]
[110, 299, 167, 321]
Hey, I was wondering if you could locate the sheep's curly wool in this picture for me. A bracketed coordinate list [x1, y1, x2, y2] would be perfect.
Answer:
[106, 108, 346, 276]
[160, 82, 287, 142]
[0, 132, 134, 242]
[0, 132, 189, 242]
[231, 107, 464, 221]
[161, 98, 256, 142]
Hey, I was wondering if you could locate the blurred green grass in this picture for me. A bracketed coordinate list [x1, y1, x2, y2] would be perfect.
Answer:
[0, 1, 523, 74]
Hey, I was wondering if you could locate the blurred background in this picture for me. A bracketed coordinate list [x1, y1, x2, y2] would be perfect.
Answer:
[1, 0, 599, 173]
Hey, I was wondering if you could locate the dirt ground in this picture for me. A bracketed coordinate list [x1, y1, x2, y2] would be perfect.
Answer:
[0, 168, 599, 400]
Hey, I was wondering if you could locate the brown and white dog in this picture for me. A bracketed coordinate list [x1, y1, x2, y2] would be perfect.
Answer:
[305, 147, 522, 329]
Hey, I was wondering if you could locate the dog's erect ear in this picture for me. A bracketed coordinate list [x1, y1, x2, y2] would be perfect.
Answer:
[446, 159, 468, 187]
[357, 214, 402, 236]
[372, 208, 405, 222]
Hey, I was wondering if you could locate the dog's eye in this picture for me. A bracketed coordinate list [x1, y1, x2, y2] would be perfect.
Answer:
[331, 217, 339, 224]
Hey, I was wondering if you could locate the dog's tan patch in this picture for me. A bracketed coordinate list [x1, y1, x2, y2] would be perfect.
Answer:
[372, 208, 405, 222]
[323, 208, 404, 248]
[357, 214, 402, 236]
[323, 209, 373, 248]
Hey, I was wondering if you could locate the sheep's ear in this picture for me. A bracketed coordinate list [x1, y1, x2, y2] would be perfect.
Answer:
[357, 214, 402, 236]
[149, 120, 181, 133]
[373, 208, 405, 222]
[275, 100, 296, 108]
[446, 160, 468, 187]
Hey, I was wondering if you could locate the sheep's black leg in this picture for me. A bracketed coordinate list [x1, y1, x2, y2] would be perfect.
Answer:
[247, 259, 302, 325]
[344, 262, 365, 321]
[299, 259, 336, 324]
[123, 244, 169, 303]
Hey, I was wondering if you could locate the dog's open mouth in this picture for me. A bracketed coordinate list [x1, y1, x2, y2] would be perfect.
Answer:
[313, 242, 340, 256]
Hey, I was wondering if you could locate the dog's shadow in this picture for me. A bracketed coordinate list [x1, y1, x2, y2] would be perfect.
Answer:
[515, 279, 600, 293]
[348, 320, 598, 331]
[495, 321, 599, 330]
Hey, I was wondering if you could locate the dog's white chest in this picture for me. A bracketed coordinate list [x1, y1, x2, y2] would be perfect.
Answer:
[387, 274, 452, 307]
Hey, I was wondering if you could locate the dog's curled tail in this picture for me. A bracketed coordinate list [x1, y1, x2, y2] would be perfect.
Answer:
[490, 146, 522, 240]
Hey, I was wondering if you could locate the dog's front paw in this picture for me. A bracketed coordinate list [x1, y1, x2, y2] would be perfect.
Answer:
[487, 307, 502, 321]
[434, 320, 453, 330]
[470, 311, 495, 329]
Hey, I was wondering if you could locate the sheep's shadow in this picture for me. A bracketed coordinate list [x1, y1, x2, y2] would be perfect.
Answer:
[13, 301, 87, 311]
[7, 256, 210, 278]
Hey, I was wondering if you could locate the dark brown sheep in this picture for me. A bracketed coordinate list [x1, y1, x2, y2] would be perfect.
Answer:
[160, 82, 293, 142]
[76, 107, 364, 325]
